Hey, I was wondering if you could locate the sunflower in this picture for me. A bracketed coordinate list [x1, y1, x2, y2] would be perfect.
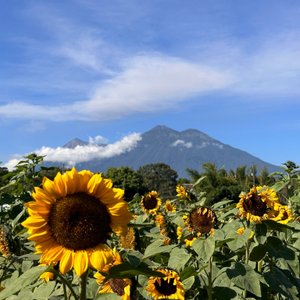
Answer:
[119, 227, 136, 250]
[176, 185, 190, 200]
[22, 168, 132, 277]
[146, 268, 185, 300]
[236, 227, 254, 239]
[40, 270, 54, 282]
[187, 207, 217, 236]
[184, 236, 197, 248]
[141, 191, 161, 215]
[176, 226, 183, 240]
[269, 205, 294, 224]
[164, 200, 176, 213]
[94, 249, 131, 300]
[237, 186, 280, 223]
[0, 226, 10, 258]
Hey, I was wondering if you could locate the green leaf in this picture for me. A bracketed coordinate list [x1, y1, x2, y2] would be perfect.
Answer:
[179, 266, 197, 281]
[32, 281, 56, 299]
[254, 223, 267, 244]
[143, 240, 175, 259]
[182, 276, 195, 290]
[226, 262, 262, 297]
[249, 244, 267, 262]
[94, 294, 121, 300]
[21, 260, 34, 273]
[0, 266, 47, 300]
[192, 236, 215, 262]
[264, 220, 296, 232]
[264, 267, 300, 299]
[226, 228, 252, 251]
[168, 247, 191, 271]
[106, 262, 164, 279]
[211, 199, 233, 210]
[213, 287, 237, 300]
[266, 236, 295, 260]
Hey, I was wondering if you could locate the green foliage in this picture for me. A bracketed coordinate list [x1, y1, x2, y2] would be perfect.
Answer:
[187, 162, 276, 205]
[0, 157, 300, 299]
[105, 166, 146, 201]
[137, 163, 178, 199]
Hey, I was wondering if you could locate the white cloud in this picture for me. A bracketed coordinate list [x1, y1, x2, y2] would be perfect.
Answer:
[4, 133, 141, 170]
[0, 54, 234, 121]
[88, 135, 108, 145]
[171, 139, 193, 148]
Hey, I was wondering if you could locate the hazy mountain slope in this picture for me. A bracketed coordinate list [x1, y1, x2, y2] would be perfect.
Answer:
[74, 125, 280, 177]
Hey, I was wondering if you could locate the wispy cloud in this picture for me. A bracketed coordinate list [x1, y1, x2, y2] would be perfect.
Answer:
[171, 139, 193, 149]
[0, 54, 234, 121]
[4, 133, 141, 170]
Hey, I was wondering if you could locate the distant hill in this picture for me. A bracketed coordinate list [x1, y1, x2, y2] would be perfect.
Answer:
[68, 125, 280, 178]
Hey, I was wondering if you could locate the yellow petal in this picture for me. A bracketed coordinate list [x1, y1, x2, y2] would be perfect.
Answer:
[22, 216, 47, 229]
[77, 170, 93, 192]
[87, 174, 103, 195]
[53, 172, 67, 197]
[63, 168, 80, 195]
[42, 177, 60, 198]
[41, 245, 64, 264]
[32, 187, 55, 204]
[89, 245, 114, 271]
[28, 230, 51, 242]
[59, 250, 74, 274]
[74, 251, 89, 277]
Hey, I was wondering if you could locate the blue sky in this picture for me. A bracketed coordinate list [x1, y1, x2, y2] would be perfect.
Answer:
[1, 0, 300, 169]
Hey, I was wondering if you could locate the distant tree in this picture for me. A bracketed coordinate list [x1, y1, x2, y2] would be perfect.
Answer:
[258, 167, 274, 185]
[0, 166, 9, 186]
[137, 163, 178, 199]
[202, 163, 241, 205]
[186, 168, 201, 182]
[105, 166, 146, 201]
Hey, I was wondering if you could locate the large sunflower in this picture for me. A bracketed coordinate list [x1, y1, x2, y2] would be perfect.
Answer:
[141, 191, 161, 215]
[94, 249, 131, 300]
[22, 168, 132, 277]
[187, 207, 217, 236]
[237, 186, 280, 223]
[146, 268, 185, 300]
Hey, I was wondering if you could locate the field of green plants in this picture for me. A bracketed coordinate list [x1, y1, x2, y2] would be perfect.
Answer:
[0, 155, 299, 299]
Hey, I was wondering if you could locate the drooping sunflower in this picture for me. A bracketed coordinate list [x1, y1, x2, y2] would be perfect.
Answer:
[237, 186, 280, 223]
[94, 249, 131, 300]
[269, 205, 294, 224]
[146, 268, 185, 300]
[141, 191, 161, 215]
[22, 168, 132, 277]
[187, 207, 217, 237]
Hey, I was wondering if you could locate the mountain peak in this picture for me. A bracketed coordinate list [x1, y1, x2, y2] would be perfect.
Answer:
[149, 125, 178, 133]
[63, 138, 87, 149]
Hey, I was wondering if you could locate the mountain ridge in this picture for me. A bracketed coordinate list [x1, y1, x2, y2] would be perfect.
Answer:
[67, 125, 280, 178]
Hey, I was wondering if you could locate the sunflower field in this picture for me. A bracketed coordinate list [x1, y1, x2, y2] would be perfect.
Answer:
[0, 155, 300, 299]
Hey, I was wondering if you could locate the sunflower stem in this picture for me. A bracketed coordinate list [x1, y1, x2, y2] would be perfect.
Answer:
[62, 281, 67, 300]
[243, 230, 250, 298]
[80, 271, 88, 300]
[207, 257, 213, 300]
[54, 271, 79, 300]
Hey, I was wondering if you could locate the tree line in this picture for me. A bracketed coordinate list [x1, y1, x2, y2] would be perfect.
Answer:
[1, 155, 299, 206]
